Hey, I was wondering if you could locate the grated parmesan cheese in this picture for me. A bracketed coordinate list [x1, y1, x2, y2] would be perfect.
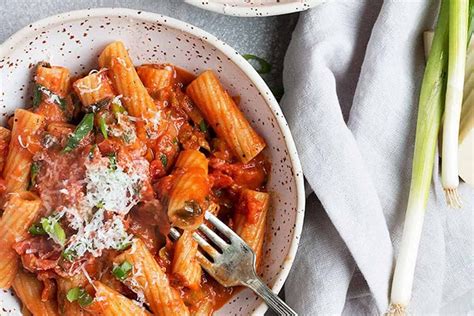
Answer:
[38, 85, 63, 106]
[60, 156, 148, 259]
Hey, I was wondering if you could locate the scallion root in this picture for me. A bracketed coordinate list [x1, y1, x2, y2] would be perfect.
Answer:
[444, 188, 462, 208]
[386, 304, 406, 316]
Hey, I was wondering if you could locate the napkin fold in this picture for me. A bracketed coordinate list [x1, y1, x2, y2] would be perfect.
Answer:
[281, 1, 474, 314]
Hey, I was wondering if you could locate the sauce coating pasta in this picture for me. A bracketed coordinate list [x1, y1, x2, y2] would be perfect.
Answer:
[0, 41, 270, 315]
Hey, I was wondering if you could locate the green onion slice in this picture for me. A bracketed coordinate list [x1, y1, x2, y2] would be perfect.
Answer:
[66, 287, 93, 307]
[242, 54, 272, 74]
[112, 261, 133, 280]
[62, 113, 94, 153]
[40, 216, 66, 246]
[160, 154, 168, 168]
[99, 115, 108, 139]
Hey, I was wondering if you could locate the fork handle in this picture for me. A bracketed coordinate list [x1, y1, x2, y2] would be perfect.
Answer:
[245, 277, 297, 316]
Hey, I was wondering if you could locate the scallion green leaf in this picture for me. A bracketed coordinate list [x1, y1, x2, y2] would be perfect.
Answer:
[389, 0, 450, 312]
[29, 223, 46, 235]
[199, 120, 208, 133]
[99, 115, 108, 139]
[29, 161, 40, 189]
[62, 113, 94, 153]
[66, 287, 81, 302]
[160, 154, 168, 168]
[242, 54, 272, 74]
[66, 287, 93, 307]
[32, 84, 42, 108]
[40, 216, 66, 246]
[112, 261, 133, 280]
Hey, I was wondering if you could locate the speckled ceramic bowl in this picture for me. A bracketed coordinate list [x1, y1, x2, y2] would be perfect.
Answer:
[0, 8, 304, 315]
[185, 0, 325, 17]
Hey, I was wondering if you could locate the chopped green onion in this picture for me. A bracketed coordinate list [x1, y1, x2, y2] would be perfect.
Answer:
[33, 84, 67, 110]
[468, 0, 474, 42]
[61, 249, 76, 262]
[32, 84, 42, 108]
[242, 54, 272, 74]
[66, 287, 93, 307]
[111, 100, 126, 115]
[66, 287, 81, 302]
[389, 1, 449, 313]
[62, 113, 94, 153]
[112, 261, 133, 280]
[29, 161, 40, 189]
[108, 153, 117, 171]
[98, 115, 108, 139]
[160, 154, 168, 168]
[441, 0, 468, 208]
[172, 137, 179, 145]
[199, 120, 208, 133]
[116, 241, 132, 251]
[41, 216, 66, 246]
[28, 223, 46, 235]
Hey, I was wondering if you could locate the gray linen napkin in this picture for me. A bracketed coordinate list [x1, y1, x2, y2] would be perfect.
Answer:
[281, 1, 474, 315]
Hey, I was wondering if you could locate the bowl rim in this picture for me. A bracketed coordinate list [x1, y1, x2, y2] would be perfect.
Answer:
[0, 8, 305, 315]
[184, 0, 325, 17]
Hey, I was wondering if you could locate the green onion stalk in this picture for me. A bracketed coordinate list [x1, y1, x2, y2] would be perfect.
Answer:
[441, 0, 469, 208]
[388, 0, 449, 314]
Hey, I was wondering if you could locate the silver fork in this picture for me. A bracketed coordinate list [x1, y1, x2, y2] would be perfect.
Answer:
[169, 211, 297, 316]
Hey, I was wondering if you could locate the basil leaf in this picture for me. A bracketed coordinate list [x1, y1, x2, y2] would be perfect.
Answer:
[112, 261, 133, 280]
[242, 54, 272, 74]
[160, 154, 168, 168]
[99, 115, 108, 139]
[62, 113, 94, 153]
[32, 84, 42, 108]
[41, 216, 66, 246]
[29, 223, 46, 235]
[198, 120, 208, 133]
[29, 161, 40, 189]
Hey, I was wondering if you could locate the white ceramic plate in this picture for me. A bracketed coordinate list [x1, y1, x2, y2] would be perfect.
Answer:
[0, 8, 305, 315]
[185, 0, 325, 17]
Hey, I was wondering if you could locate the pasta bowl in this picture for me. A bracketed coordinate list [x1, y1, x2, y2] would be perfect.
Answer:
[0, 8, 304, 315]
[185, 0, 325, 17]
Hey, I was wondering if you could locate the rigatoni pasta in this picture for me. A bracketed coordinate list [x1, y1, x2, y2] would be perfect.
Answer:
[93, 281, 151, 316]
[2, 41, 271, 315]
[114, 239, 190, 316]
[12, 269, 60, 316]
[233, 189, 270, 267]
[73, 70, 116, 108]
[98, 41, 157, 121]
[186, 70, 266, 163]
[33, 63, 71, 123]
[3, 109, 45, 193]
[0, 126, 11, 173]
[0, 192, 42, 288]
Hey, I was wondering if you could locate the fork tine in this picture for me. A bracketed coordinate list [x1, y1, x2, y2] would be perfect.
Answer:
[198, 224, 229, 250]
[205, 211, 240, 241]
[195, 252, 213, 272]
[192, 231, 221, 259]
[169, 227, 181, 240]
